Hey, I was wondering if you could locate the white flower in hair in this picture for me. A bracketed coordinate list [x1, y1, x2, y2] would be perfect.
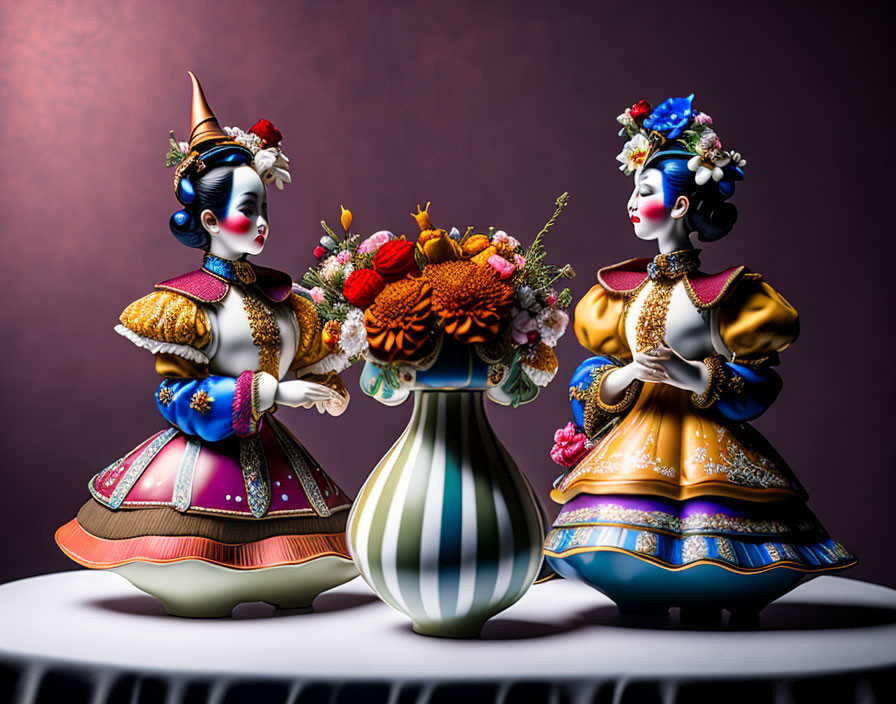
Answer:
[254, 149, 291, 190]
[687, 153, 731, 185]
[616, 133, 651, 175]
[225, 126, 263, 152]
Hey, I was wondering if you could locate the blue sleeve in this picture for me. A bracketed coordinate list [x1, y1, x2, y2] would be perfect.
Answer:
[155, 375, 239, 442]
[715, 362, 783, 422]
[568, 355, 621, 430]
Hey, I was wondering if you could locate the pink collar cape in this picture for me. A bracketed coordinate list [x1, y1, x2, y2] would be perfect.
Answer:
[155, 265, 293, 304]
[597, 257, 760, 309]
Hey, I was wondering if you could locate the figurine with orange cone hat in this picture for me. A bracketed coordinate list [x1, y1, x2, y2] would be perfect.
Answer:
[55, 73, 357, 617]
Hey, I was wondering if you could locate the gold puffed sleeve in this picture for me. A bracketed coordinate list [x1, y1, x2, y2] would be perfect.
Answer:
[719, 278, 799, 360]
[287, 293, 348, 398]
[288, 293, 329, 372]
[574, 284, 630, 359]
[119, 291, 211, 349]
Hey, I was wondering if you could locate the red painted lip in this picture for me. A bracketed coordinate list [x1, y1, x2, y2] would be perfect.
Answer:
[630, 215, 640, 223]
[255, 235, 266, 244]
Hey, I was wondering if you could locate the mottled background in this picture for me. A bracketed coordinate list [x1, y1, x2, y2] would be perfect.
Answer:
[1, 0, 893, 589]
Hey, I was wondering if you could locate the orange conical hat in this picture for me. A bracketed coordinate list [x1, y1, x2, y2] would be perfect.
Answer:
[187, 71, 229, 152]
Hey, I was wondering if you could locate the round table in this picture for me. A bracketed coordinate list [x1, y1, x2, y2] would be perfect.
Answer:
[0, 571, 893, 704]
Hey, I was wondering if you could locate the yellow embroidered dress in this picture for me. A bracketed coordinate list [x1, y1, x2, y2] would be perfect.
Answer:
[544, 252, 855, 613]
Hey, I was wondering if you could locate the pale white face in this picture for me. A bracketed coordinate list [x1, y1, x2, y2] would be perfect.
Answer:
[627, 168, 669, 240]
[202, 165, 269, 259]
[625, 167, 694, 253]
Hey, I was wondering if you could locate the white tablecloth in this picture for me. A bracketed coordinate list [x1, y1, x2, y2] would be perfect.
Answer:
[0, 571, 893, 703]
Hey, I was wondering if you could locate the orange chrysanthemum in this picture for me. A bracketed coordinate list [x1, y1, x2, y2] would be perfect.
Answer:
[422, 259, 514, 344]
[364, 277, 433, 362]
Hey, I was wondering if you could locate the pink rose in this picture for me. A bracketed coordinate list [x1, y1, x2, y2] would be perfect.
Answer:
[309, 286, 325, 303]
[546, 292, 557, 305]
[550, 422, 589, 467]
[487, 254, 516, 279]
[313, 245, 327, 260]
[514, 254, 526, 270]
[358, 230, 394, 255]
[336, 250, 352, 265]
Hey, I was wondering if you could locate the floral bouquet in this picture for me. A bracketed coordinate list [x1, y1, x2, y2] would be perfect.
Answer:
[299, 194, 574, 406]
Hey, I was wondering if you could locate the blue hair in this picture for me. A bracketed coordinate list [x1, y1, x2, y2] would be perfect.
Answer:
[648, 153, 741, 242]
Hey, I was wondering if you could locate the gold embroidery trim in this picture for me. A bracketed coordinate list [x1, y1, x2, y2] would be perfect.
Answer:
[691, 354, 726, 408]
[288, 293, 322, 361]
[635, 280, 674, 353]
[242, 289, 281, 377]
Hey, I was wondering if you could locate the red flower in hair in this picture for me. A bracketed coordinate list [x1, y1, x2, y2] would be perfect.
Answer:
[343, 269, 386, 310]
[373, 239, 419, 282]
[248, 119, 283, 148]
[630, 100, 652, 124]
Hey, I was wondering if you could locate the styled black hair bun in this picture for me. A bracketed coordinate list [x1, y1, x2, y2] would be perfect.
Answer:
[689, 193, 738, 243]
[168, 145, 254, 250]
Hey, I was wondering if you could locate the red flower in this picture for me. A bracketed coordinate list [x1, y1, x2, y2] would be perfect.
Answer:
[373, 239, 419, 282]
[630, 100, 652, 124]
[313, 245, 327, 260]
[550, 422, 589, 468]
[343, 269, 386, 310]
[248, 119, 283, 148]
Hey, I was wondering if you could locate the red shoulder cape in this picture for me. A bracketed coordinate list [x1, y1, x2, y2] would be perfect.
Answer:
[597, 258, 758, 309]
[154, 264, 293, 304]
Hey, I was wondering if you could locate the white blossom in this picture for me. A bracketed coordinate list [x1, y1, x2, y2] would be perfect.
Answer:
[340, 308, 368, 358]
[536, 307, 569, 347]
[616, 133, 650, 175]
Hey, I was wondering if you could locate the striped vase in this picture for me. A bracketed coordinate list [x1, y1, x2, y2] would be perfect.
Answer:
[347, 390, 545, 637]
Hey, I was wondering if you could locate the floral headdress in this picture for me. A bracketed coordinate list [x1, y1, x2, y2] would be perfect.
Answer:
[616, 94, 745, 185]
[165, 72, 291, 194]
[166, 120, 291, 191]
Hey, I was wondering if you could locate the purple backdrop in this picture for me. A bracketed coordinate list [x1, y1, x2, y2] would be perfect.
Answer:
[1, 0, 893, 588]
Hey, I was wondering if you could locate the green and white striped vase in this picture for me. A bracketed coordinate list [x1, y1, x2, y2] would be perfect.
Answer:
[347, 389, 545, 637]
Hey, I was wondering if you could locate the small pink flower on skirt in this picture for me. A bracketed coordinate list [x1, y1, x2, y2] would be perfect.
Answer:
[550, 422, 588, 467]
[487, 254, 516, 279]
[309, 286, 325, 303]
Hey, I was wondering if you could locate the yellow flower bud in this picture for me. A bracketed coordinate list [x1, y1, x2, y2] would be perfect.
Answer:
[462, 234, 491, 257]
[419, 230, 462, 264]
[340, 206, 352, 233]
[471, 245, 497, 266]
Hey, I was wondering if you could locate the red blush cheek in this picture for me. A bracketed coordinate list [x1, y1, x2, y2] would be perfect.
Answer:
[222, 213, 252, 235]
[639, 197, 666, 221]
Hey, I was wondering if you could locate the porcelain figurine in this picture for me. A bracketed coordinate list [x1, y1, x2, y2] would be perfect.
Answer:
[544, 96, 856, 621]
[55, 73, 357, 617]
[299, 198, 574, 636]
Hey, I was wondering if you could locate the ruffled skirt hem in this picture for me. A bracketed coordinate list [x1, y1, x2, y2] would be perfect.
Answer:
[544, 523, 856, 574]
[55, 518, 352, 570]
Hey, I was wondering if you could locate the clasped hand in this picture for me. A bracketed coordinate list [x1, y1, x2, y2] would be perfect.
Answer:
[625, 344, 707, 393]
[600, 344, 709, 407]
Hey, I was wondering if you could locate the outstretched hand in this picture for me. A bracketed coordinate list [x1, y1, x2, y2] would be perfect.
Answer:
[275, 380, 348, 416]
